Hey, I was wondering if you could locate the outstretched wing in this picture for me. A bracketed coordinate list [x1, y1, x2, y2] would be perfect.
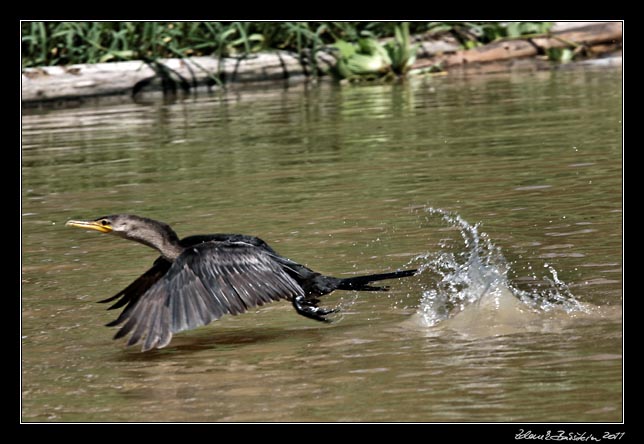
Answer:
[99, 256, 172, 310]
[108, 241, 305, 351]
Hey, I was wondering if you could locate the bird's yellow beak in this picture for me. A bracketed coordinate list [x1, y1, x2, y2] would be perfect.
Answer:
[65, 219, 113, 233]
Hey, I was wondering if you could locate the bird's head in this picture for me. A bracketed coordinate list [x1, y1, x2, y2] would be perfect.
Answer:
[66, 214, 145, 237]
[66, 214, 181, 258]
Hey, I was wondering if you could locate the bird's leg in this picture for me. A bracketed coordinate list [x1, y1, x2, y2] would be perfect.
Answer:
[292, 294, 338, 322]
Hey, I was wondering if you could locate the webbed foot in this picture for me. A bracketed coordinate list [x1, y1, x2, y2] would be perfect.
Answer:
[292, 295, 338, 322]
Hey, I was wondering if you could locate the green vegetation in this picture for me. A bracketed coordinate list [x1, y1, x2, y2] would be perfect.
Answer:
[21, 22, 555, 81]
[330, 23, 418, 81]
[425, 21, 552, 49]
[21, 22, 554, 66]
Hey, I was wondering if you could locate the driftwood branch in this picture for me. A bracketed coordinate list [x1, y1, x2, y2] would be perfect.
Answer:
[412, 22, 622, 70]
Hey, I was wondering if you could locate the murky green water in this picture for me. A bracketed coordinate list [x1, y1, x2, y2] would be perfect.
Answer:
[22, 65, 622, 422]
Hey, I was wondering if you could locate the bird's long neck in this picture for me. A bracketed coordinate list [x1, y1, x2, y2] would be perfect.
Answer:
[145, 234, 184, 261]
[126, 223, 184, 261]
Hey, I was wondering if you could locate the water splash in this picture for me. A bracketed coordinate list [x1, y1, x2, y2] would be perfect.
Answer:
[408, 207, 587, 330]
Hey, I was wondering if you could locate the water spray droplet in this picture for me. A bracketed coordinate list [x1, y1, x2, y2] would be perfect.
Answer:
[408, 207, 586, 325]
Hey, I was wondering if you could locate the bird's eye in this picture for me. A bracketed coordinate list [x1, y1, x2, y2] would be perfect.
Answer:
[101, 220, 109, 226]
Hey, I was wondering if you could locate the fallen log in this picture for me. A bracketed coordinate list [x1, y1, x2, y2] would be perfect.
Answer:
[22, 51, 335, 103]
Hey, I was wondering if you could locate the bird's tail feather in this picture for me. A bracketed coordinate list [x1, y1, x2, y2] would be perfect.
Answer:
[335, 269, 417, 291]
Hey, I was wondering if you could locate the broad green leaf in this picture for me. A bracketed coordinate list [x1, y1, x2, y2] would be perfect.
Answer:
[333, 40, 357, 58]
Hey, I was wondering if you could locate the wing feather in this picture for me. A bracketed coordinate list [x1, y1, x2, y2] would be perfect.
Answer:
[107, 241, 304, 351]
[99, 258, 171, 309]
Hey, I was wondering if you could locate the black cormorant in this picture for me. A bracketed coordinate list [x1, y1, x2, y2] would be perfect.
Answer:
[66, 214, 417, 351]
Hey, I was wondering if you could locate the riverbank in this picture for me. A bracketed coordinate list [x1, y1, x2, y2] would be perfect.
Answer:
[21, 22, 621, 105]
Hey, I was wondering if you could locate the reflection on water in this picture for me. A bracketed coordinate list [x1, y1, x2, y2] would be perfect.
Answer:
[22, 65, 622, 422]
